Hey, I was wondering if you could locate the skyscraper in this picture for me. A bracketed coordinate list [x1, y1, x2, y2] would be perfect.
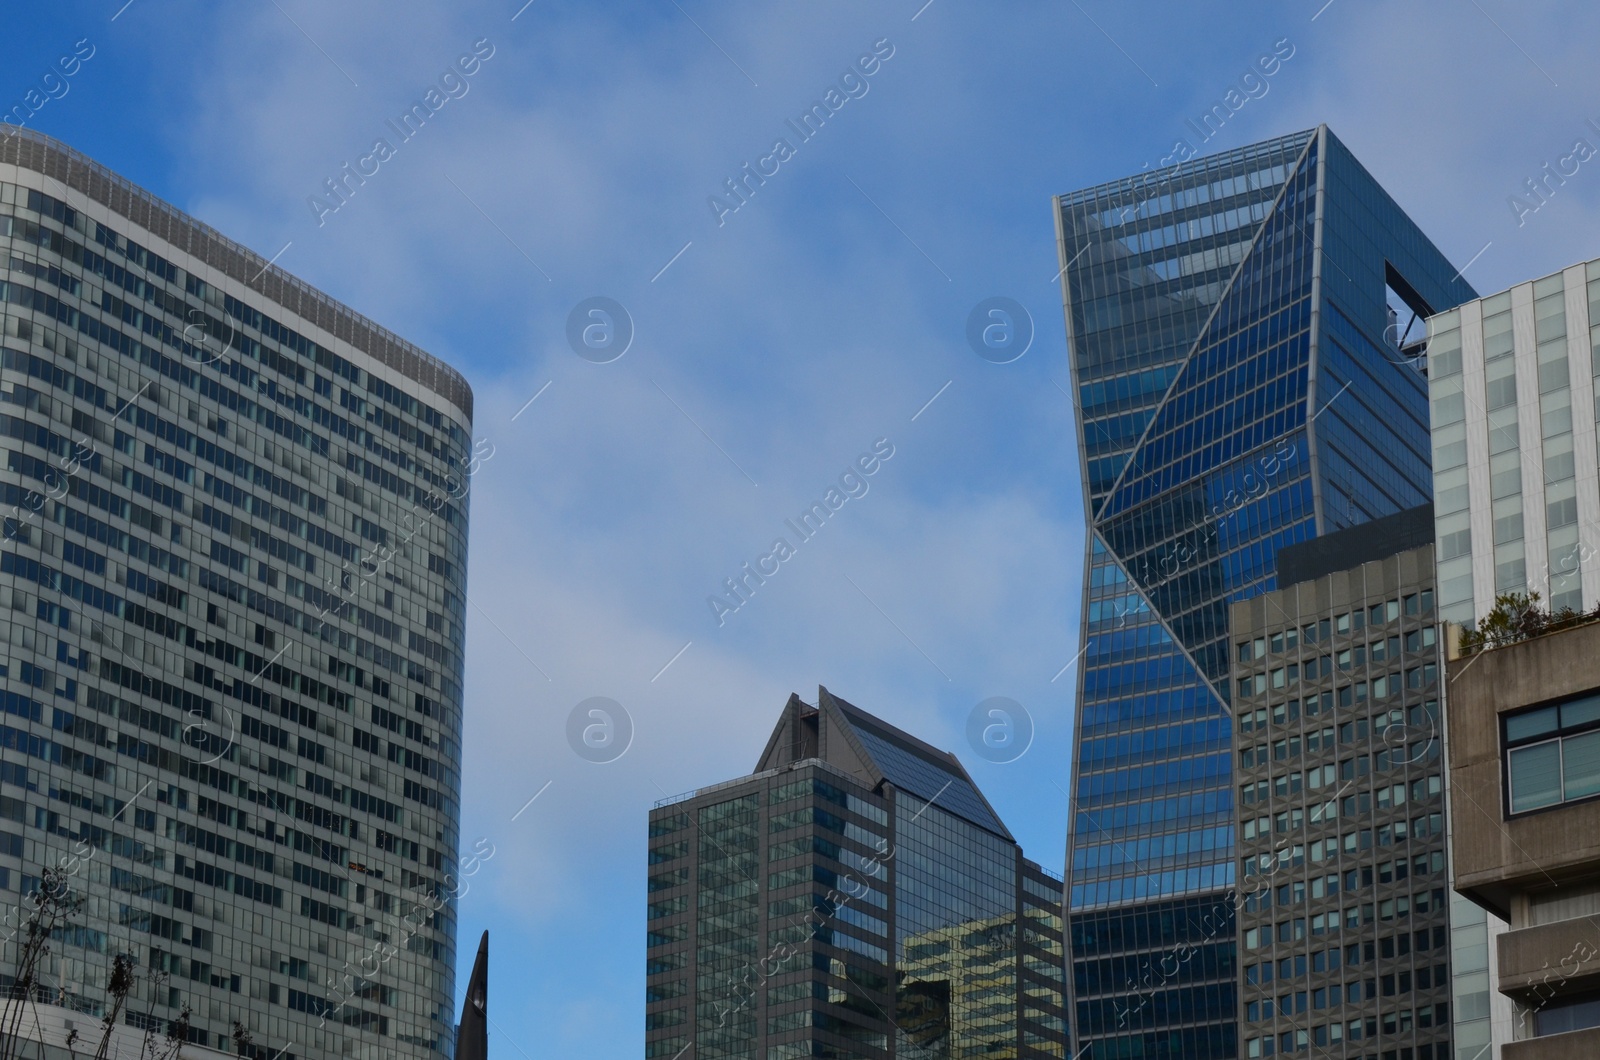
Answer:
[645, 686, 1069, 1060]
[1230, 507, 1451, 1059]
[1424, 255, 1600, 1059]
[1055, 125, 1474, 1058]
[0, 130, 471, 1058]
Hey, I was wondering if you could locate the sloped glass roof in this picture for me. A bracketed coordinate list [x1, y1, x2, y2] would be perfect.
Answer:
[842, 717, 1010, 838]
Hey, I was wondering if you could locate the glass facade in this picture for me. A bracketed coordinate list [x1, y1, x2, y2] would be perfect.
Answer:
[646, 688, 1069, 1059]
[1057, 125, 1476, 1058]
[0, 131, 472, 1058]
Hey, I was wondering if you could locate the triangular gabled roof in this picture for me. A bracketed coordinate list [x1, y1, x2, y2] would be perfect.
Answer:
[755, 685, 1014, 841]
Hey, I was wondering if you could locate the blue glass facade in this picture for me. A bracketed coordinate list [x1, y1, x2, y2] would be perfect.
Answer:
[1056, 126, 1475, 1058]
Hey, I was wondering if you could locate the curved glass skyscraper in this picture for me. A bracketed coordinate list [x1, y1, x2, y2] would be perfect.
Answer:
[0, 130, 471, 1059]
[1055, 125, 1474, 1058]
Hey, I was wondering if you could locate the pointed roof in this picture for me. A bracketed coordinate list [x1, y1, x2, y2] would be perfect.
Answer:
[756, 686, 1014, 841]
[455, 931, 488, 1060]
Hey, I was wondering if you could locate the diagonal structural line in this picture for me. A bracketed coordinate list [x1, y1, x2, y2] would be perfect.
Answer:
[445, 175, 553, 281]
[1093, 133, 1316, 508]
[651, 379, 759, 486]
[905, 779, 954, 824]
[486, 1016, 539, 1060]
[911, 380, 952, 421]
[108, 780, 153, 823]
[1048, 240, 1095, 286]
[910, 0, 937, 20]
[1310, 0, 1338, 21]
[651, 241, 693, 283]
[1065, 0, 1158, 87]
[511, 380, 552, 421]
[251, 644, 291, 685]
[842, 573, 951, 681]
[468, 598, 553, 680]
[843, 174, 952, 281]
[669, 0, 759, 87]
[1051, 638, 1092, 682]
[108, 379, 156, 420]
[250, 241, 293, 285]
[1450, 240, 1493, 285]
[652, 640, 693, 682]
[1308, 379, 1353, 423]
[1465, 0, 1558, 87]
[510, 0, 538, 21]
[268, 0, 360, 87]
[511, 780, 553, 821]
[110, 0, 138, 21]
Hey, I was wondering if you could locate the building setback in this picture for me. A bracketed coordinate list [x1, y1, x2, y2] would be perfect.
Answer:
[1055, 124, 1475, 1058]
[645, 686, 1068, 1060]
[1229, 510, 1451, 1058]
[0, 130, 472, 1058]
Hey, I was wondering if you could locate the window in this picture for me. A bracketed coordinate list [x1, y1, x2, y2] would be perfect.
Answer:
[1505, 693, 1600, 813]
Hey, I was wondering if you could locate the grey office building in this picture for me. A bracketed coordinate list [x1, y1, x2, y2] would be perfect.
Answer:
[1228, 508, 1450, 1058]
[0, 130, 471, 1058]
[645, 686, 1068, 1060]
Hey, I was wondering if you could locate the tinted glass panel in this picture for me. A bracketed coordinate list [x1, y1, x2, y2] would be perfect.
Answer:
[1509, 742, 1562, 813]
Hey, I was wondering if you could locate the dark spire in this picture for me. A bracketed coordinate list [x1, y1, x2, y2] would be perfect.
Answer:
[456, 931, 489, 1060]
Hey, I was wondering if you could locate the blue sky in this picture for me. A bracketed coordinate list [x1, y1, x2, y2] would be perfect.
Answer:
[6, 0, 1600, 1055]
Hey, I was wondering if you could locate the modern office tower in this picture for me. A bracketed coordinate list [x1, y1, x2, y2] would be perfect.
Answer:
[1444, 619, 1600, 1058]
[1229, 506, 1452, 1059]
[0, 130, 472, 1058]
[1425, 258, 1600, 626]
[1423, 255, 1600, 1060]
[1055, 124, 1475, 1058]
[645, 686, 1069, 1060]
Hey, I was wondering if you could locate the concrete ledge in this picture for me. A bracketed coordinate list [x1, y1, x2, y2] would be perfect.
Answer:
[1446, 622, 1600, 917]
[1504, 1024, 1600, 1060]
[1498, 919, 1600, 996]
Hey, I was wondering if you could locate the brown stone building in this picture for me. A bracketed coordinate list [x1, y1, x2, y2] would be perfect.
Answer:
[1446, 619, 1600, 1058]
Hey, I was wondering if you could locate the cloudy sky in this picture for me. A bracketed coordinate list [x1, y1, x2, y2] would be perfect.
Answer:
[6, 0, 1600, 1055]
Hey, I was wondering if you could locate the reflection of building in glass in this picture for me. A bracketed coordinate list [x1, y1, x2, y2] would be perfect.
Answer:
[0, 131, 472, 1059]
[1055, 124, 1476, 1057]
[645, 686, 1067, 1060]
[1230, 510, 1452, 1059]
[898, 910, 1046, 1056]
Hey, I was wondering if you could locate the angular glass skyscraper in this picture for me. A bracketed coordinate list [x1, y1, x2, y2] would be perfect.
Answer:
[1054, 126, 1475, 1058]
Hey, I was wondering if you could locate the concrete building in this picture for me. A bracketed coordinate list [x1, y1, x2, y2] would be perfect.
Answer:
[0, 130, 472, 1058]
[1444, 620, 1600, 1058]
[1229, 506, 1451, 1058]
[1424, 255, 1600, 1058]
[645, 686, 1068, 1060]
